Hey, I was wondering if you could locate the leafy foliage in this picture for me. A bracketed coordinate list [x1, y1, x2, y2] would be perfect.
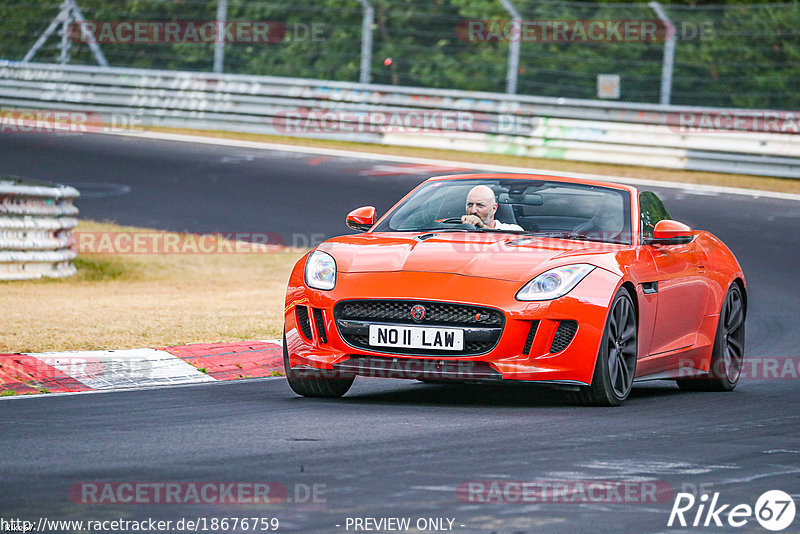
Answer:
[1, 0, 797, 109]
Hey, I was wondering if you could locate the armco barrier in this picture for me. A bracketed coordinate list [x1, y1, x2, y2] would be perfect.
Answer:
[0, 61, 798, 178]
[0, 176, 79, 280]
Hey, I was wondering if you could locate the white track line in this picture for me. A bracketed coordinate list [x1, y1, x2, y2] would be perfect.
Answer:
[106, 130, 800, 202]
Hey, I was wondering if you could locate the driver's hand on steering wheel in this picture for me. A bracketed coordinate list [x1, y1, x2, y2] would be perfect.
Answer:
[461, 214, 486, 228]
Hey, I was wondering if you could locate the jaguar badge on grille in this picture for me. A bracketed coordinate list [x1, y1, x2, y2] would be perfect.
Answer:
[410, 305, 426, 322]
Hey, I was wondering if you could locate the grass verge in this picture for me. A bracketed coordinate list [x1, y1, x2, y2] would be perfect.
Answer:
[1, 220, 304, 353]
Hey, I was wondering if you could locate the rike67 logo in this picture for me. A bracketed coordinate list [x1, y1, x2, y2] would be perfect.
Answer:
[669, 490, 796, 531]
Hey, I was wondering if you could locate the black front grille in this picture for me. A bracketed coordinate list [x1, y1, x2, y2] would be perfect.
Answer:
[334, 300, 504, 356]
[550, 320, 578, 353]
[337, 300, 503, 326]
[296, 305, 313, 341]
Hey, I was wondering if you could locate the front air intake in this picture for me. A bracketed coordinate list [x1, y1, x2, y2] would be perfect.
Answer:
[550, 320, 578, 353]
[522, 320, 540, 355]
[312, 308, 328, 343]
[296, 305, 314, 341]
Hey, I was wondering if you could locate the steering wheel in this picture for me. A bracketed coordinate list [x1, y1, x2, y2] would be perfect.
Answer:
[435, 217, 468, 224]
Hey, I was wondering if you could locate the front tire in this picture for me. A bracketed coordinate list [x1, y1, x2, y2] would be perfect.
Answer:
[283, 333, 354, 398]
[578, 288, 638, 406]
[677, 284, 745, 392]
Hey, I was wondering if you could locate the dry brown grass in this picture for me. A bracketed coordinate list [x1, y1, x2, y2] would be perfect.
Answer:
[1, 221, 304, 353]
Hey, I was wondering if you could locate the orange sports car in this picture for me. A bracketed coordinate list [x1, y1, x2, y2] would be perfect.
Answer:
[283, 173, 746, 406]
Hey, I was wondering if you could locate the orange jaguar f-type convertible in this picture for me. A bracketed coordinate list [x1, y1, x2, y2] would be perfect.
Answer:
[283, 173, 746, 406]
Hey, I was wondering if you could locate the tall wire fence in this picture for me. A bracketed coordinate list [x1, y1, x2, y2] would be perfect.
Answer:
[1, 0, 798, 109]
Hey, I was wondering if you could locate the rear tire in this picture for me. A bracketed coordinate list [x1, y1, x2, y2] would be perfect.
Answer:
[577, 288, 638, 406]
[283, 333, 354, 398]
[677, 284, 745, 392]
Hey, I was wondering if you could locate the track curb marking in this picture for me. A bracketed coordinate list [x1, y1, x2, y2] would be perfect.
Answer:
[0, 340, 284, 397]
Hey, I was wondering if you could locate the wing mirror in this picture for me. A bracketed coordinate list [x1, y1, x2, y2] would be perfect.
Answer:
[644, 220, 694, 246]
[346, 206, 376, 232]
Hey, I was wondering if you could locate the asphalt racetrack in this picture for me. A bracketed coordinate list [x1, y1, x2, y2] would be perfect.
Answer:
[1, 132, 799, 533]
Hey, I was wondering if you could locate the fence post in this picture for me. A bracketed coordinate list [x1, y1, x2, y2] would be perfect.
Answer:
[23, 1, 70, 63]
[68, 0, 109, 67]
[649, 1, 675, 105]
[23, 0, 108, 67]
[58, 0, 72, 64]
[358, 0, 374, 84]
[499, 0, 521, 94]
[213, 0, 228, 73]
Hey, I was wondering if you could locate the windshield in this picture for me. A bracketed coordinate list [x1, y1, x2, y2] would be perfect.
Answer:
[372, 178, 632, 244]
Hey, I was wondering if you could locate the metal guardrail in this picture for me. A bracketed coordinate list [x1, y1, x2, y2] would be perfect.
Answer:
[1, 61, 798, 178]
[0, 175, 79, 280]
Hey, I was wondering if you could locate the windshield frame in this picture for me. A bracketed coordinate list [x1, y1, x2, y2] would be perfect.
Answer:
[371, 177, 634, 245]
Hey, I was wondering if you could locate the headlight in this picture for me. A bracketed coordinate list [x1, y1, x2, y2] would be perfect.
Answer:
[516, 264, 595, 301]
[304, 250, 336, 290]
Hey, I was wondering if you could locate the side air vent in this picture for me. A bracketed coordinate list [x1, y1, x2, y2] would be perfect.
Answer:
[312, 308, 327, 343]
[522, 320, 540, 355]
[296, 305, 313, 341]
[550, 320, 578, 353]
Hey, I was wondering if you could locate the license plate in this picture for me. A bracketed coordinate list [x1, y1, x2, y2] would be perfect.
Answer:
[368, 325, 464, 351]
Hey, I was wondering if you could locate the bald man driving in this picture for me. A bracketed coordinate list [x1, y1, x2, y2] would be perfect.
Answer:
[461, 185, 524, 231]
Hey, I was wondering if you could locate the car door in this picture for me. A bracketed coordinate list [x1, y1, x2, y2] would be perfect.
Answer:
[639, 192, 709, 356]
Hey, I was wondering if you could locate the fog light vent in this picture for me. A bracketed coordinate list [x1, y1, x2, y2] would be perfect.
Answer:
[550, 320, 578, 353]
[296, 305, 313, 341]
[312, 308, 327, 343]
[522, 320, 540, 355]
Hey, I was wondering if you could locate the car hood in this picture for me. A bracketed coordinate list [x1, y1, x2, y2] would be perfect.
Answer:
[317, 232, 621, 283]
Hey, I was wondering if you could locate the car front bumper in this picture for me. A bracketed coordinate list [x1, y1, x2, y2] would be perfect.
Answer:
[285, 267, 622, 386]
